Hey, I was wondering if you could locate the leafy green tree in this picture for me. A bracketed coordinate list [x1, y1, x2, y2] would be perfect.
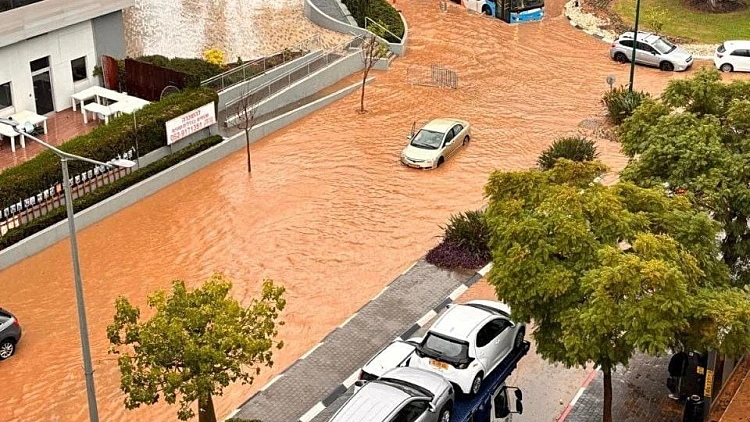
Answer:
[619, 68, 750, 285]
[485, 160, 750, 422]
[107, 275, 286, 422]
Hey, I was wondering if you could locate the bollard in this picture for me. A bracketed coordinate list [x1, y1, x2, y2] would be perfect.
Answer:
[682, 395, 705, 422]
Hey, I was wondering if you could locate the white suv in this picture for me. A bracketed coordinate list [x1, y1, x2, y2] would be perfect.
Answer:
[408, 300, 525, 396]
[714, 41, 750, 73]
[609, 31, 693, 72]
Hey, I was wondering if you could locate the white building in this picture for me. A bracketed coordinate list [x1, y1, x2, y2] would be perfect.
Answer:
[0, 0, 134, 117]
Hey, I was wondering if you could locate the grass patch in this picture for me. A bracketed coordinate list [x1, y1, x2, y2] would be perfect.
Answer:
[614, 0, 750, 44]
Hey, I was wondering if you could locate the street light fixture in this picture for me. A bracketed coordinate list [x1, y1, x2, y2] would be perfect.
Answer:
[0, 118, 134, 422]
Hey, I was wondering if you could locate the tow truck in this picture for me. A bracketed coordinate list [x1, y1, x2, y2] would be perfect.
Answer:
[356, 339, 530, 421]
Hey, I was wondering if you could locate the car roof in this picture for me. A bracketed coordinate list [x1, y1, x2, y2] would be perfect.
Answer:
[423, 118, 463, 133]
[724, 40, 750, 50]
[428, 303, 496, 341]
[619, 31, 660, 44]
[329, 381, 409, 422]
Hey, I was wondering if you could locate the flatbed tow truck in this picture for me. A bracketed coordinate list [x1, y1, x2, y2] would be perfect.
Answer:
[452, 340, 529, 421]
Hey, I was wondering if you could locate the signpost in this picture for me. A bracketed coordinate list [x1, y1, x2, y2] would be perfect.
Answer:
[165, 102, 216, 145]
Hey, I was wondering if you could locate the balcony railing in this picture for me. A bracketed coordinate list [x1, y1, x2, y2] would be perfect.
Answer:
[0, 0, 46, 13]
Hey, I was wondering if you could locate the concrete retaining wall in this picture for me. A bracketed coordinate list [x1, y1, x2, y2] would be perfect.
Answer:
[216, 51, 325, 110]
[303, 0, 408, 56]
[0, 79, 372, 271]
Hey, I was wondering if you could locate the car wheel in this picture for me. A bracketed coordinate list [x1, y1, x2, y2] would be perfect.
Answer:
[439, 402, 453, 422]
[0, 339, 15, 360]
[659, 61, 674, 72]
[470, 372, 483, 396]
[720, 63, 733, 72]
[514, 328, 525, 350]
[614, 52, 628, 63]
[437, 157, 445, 168]
[482, 5, 492, 15]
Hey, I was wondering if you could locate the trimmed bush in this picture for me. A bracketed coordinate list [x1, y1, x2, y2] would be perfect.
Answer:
[538, 136, 599, 171]
[342, 0, 405, 43]
[0, 87, 218, 211]
[0, 135, 223, 251]
[426, 210, 492, 270]
[136, 55, 225, 87]
[602, 86, 651, 125]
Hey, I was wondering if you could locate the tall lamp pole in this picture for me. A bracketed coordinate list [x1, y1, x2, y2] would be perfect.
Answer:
[628, 0, 643, 92]
[0, 118, 134, 422]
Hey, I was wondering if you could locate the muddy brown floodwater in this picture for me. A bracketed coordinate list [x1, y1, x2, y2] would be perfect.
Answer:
[1, 1, 747, 421]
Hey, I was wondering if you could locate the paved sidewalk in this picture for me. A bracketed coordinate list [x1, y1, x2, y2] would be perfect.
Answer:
[231, 260, 481, 422]
[310, 0, 348, 24]
[564, 354, 683, 422]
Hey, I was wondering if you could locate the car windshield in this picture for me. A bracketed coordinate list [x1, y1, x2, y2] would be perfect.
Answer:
[420, 333, 469, 363]
[652, 37, 676, 54]
[410, 129, 444, 150]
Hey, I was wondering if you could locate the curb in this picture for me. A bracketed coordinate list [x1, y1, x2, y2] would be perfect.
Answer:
[556, 368, 598, 422]
[224, 261, 494, 422]
[563, 5, 713, 60]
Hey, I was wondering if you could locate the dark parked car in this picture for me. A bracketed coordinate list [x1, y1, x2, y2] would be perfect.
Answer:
[0, 308, 22, 360]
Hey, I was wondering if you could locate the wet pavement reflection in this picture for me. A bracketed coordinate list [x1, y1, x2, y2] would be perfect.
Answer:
[1, 1, 747, 421]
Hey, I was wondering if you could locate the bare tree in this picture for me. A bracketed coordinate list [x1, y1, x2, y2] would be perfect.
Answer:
[233, 88, 261, 173]
[359, 26, 389, 113]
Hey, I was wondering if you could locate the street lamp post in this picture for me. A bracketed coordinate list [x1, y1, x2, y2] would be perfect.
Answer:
[0, 118, 134, 422]
[628, 0, 643, 92]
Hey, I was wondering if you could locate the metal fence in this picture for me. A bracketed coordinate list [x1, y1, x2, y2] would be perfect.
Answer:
[0, 159, 133, 237]
[201, 34, 324, 92]
[407, 65, 459, 89]
[224, 36, 363, 127]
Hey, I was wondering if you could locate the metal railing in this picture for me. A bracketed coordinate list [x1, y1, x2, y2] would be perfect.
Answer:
[407, 64, 459, 89]
[224, 36, 363, 127]
[201, 34, 324, 92]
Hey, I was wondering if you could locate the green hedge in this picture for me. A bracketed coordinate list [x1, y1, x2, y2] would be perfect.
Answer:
[0, 87, 218, 211]
[136, 56, 225, 87]
[342, 0, 405, 43]
[0, 135, 224, 251]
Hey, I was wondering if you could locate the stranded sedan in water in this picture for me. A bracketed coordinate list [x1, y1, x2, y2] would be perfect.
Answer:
[401, 118, 471, 169]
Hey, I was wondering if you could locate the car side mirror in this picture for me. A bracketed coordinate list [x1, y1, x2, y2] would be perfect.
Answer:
[428, 403, 437, 413]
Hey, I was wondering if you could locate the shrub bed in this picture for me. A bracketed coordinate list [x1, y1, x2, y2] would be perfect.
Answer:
[136, 56, 225, 87]
[426, 210, 492, 270]
[343, 0, 405, 43]
[0, 87, 218, 211]
[538, 136, 599, 170]
[602, 86, 651, 125]
[0, 135, 224, 251]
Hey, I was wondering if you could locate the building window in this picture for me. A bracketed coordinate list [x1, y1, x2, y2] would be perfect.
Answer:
[30, 56, 49, 72]
[0, 82, 12, 109]
[71, 57, 87, 82]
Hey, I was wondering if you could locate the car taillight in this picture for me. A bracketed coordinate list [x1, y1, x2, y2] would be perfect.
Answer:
[358, 370, 363, 380]
[12, 318, 19, 327]
[611, 42, 617, 48]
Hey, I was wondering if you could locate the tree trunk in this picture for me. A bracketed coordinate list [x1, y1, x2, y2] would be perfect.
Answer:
[198, 394, 217, 422]
[360, 68, 368, 112]
[602, 365, 613, 422]
[245, 129, 252, 173]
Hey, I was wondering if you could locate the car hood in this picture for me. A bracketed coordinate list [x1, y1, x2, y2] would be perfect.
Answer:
[403, 144, 440, 161]
[669, 47, 692, 61]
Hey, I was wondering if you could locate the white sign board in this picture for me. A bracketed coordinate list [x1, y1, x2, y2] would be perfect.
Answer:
[166, 102, 216, 145]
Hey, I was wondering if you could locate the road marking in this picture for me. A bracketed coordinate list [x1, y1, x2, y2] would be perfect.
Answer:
[300, 342, 324, 360]
[261, 374, 284, 392]
[570, 387, 585, 407]
[224, 408, 239, 421]
[402, 261, 417, 275]
[449, 284, 468, 300]
[371, 284, 390, 301]
[416, 310, 437, 327]
[298, 402, 326, 422]
[343, 370, 360, 388]
[478, 262, 493, 276]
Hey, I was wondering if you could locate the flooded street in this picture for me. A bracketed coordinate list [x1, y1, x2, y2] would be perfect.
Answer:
[123, 0, 350, 59]
[1, 1, 744, 421]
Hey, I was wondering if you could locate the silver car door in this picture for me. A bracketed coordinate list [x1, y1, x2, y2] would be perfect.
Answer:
[740, 50, 750, 71]
[442, 128, 455, 157]
[635, 41, 653, 65]
[452, 124, 465, 154]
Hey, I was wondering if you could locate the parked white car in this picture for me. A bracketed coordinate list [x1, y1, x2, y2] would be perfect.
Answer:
[401, 118, 471, 169]
[714, 41, 750, 73]
[408, 300, 525, 396]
